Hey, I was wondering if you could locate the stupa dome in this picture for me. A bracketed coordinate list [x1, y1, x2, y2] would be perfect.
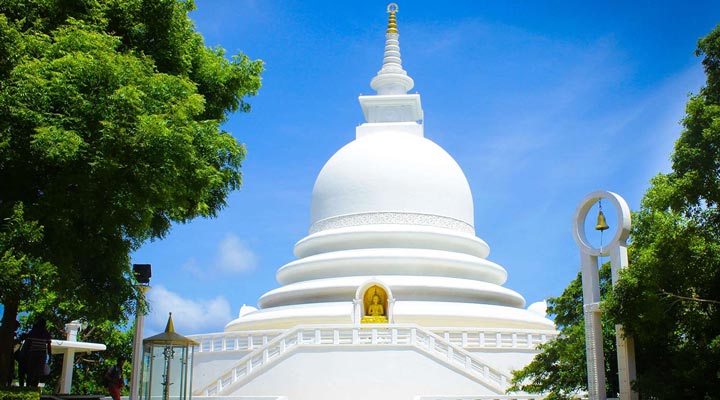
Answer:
[310, 129, 475, 234]
[193, 7, 558, 398]
[222, 1, 554, 335]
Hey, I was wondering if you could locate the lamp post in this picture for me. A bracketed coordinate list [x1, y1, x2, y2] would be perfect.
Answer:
[131, 264, 152, 400]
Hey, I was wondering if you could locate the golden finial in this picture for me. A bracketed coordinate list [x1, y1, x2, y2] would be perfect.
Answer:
[165, 312, 175, 333]
[386, 3, 399, 34]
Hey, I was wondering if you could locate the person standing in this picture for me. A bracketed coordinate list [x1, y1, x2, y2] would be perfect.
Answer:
[105, 357, 125, 400]
[25, 318, 52, 387]
[13, 321, 28, 387]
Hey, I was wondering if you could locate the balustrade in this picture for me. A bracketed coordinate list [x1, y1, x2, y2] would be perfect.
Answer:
[192, 327, 557, 354]
[194, 324, 557, 397]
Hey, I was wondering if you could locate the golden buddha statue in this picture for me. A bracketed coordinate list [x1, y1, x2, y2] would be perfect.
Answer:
[361, 291, 388, 324]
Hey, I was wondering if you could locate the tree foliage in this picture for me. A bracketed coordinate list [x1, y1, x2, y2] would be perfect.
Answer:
[605, 24, 720, 399]
[0, 204, 56, 387]
[513, 25, 720, 399]
[0, 0, 262, 388]
[511, 24, 720, 399]
[509, 263, 618, 399]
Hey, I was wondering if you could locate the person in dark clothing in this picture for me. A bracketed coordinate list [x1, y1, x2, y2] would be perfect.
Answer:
[105, 357, 125, 400]
[25, 318, 51, 387]
[13, 326, 28, 387]
[6, 320, 21, 387]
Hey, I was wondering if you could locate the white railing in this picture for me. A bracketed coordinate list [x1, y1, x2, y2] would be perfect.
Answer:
[430, 328, 558, 350]
[195, 324, 517, 397]
[190, 327, 558, 354]
[191, 331, 282, 353]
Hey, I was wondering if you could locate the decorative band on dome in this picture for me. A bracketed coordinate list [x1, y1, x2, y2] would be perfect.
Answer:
[309, 211, 475, 235]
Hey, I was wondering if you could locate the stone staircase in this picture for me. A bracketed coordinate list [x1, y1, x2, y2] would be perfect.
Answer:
[194, 324, 513, 396]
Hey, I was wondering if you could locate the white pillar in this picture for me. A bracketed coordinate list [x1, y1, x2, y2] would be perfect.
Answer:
[130, 285, 150, 400]
[580, 252, 606, 400]
[611, 240, 638, 400]
[573, 190, 636, 400]
[58, 349, 76, 394]
[58, 320, 83, 394]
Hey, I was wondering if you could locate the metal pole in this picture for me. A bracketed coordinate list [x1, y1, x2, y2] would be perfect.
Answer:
[131, 285, 150, 400]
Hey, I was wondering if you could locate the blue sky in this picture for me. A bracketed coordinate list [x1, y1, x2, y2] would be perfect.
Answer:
[130, 0, 720, 335]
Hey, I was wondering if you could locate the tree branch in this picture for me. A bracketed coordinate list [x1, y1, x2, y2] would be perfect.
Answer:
[660, 289, 720, 305]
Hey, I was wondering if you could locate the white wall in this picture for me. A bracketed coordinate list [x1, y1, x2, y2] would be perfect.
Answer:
[226, 347, 501, 400]
[193, 351, 250, 391]
[468, 350, 540, 376]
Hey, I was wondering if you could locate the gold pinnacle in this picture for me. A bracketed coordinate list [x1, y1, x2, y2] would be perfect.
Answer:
[387, 3, 398, 34]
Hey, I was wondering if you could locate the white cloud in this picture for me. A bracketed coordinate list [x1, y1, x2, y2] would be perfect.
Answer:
[215, 233, 258, 273]
[174, 233, 258, 280]
[180, 257, 205, 279]
[146, 285, 233, 335]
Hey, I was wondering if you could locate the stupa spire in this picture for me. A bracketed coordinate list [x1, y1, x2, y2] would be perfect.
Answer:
[370, 3, 414, 95]
[386, 3, 398, 34]
[358, 3, 423, 126]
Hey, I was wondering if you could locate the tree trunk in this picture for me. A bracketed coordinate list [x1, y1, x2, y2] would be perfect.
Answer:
[0, 299, 19, 387]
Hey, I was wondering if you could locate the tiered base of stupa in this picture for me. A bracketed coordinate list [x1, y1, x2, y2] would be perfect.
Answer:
[189, 224, 555, 399]
[190, 321, 556, 400]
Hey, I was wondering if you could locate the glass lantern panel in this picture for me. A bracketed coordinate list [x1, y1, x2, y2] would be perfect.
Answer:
[186, 347, 194, 396]
[140, 345, 153, 400]
[140, 342, 196, 400]
[143, 345, 188, 400]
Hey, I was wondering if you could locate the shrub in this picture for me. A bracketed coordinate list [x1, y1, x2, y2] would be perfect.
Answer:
[0, 387, 40, 400]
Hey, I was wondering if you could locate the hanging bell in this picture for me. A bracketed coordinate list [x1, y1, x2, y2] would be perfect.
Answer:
[595, 210, 609, 231]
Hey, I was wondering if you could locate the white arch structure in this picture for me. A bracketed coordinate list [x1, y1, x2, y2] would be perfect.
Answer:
[572, 190, 637, 400]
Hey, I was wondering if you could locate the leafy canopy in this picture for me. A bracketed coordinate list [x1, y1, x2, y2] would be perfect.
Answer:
[513, 25, 720, 399]
[0, 0, 262, 389]
[605, 24, 720, 399]
[510, 24, 720, 400]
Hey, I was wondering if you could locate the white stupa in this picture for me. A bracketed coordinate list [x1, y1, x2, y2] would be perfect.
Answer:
[191, 5, 556, 399]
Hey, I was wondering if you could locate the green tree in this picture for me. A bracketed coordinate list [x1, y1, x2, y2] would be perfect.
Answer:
[509, 263, 618, 399]
[511, 24, 720, 399]
[0, 0, 262, 387]
[605, 24, 720, 399]
[0, 204, 56, 387]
